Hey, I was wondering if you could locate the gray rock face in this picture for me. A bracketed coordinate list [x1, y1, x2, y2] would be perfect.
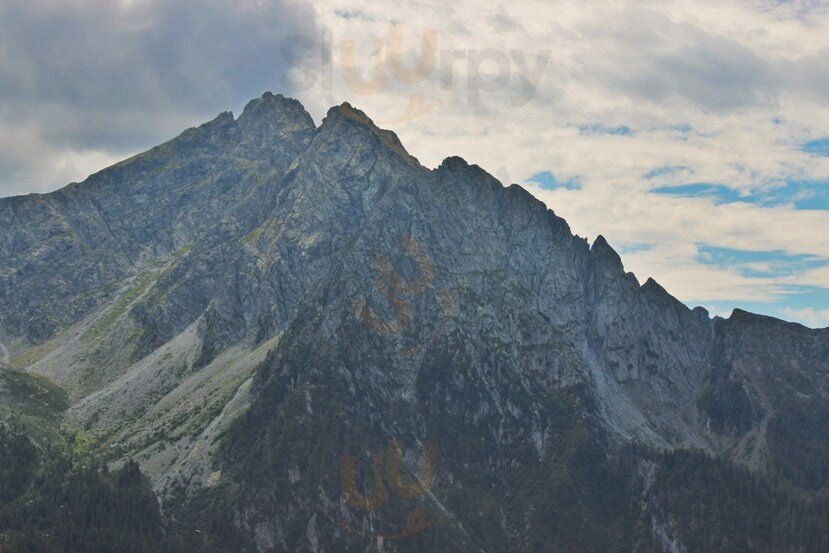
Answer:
[1, 92, 828, 552]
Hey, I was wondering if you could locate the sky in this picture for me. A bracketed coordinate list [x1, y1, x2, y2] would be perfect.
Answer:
[1, 0, 829, 327]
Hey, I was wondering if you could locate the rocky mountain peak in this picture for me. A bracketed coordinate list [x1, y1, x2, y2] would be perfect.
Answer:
[203, 110, 235, 129]
[436, 155, 492, 177]
[236, 90, 315, 138]
[318, 101, 417, 165]
[437, 155, 471, 170]
[324, 101, 373, 126]
[589, 234, 627, 279]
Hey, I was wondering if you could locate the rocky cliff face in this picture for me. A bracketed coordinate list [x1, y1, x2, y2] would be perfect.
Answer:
[1, 93, 828, 552]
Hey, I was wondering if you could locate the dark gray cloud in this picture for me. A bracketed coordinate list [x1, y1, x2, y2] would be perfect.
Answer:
[0, 0, 320, 196]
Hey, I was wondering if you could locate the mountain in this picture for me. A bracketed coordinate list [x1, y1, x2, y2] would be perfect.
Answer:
[2, 92, 829, 552]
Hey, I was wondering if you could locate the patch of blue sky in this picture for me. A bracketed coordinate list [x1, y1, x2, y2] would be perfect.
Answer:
[652, 179, 829, 210]
[760, 180, 829, 210]
[776, 285, 829, 311]
[578, 124, 633, 136]
[615, 242, 653, 255]
[802, 138, 829, 157]
[696, 245, 826, 279]
[644, 166, 692, 181]
[652, 183, 742, 204]
[527, 171, 582, 191]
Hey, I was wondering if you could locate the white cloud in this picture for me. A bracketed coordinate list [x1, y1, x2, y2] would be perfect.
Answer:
[783, 307, 829, 329]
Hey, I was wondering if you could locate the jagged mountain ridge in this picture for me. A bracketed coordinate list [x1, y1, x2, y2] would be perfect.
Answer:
[1, 92, 829, 552]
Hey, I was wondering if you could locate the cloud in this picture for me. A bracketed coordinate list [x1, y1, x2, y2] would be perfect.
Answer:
[578, 7, 778, 111]
[0, 0, 319, 195]
[783, 307, 829, 329]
